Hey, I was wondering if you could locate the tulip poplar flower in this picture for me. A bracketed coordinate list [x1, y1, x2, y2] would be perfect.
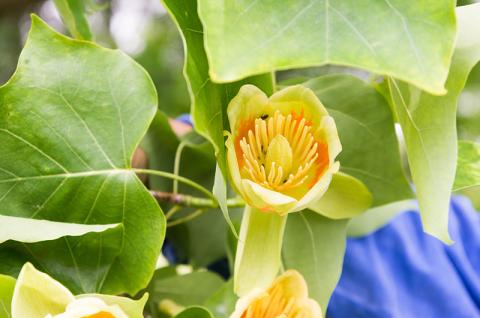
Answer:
[11, 263, 147, 318]
[230, 270, 321, 318]
[226, 84, 343, 296]
[226, 85, 342, 215]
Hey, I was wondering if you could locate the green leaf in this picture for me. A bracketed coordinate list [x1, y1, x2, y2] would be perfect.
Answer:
[175, 307, 213, 318]
[347, 200, 417, 237]
[234, 206, 287, 297]
[0, 216, 119, 244]
[454, 141, 480, 191]
[309, 172, 372, 219]
[161, 0, 274, 179]
[213, 164, 238, 237]
[304, 74, 413, 206]
[198, 0, 456, 94]
[0, 274, 15, 318]
[204, 280, 237, 318]
[387, 3, 480, 242]
[0, 16, 165, 294]
[283, 211, 348, 315]
[148, 270, 224, 307]
[53, 0, 92, 40]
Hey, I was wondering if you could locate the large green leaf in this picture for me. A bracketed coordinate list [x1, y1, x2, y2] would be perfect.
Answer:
[0, 275, 15, 318]
[454, 141, 480, 191]
[347, 200, 417, 237]
[204, 280, 237, 318]
[53, 0, 92, 40]
[0, 16, 165, 294]
[161, 0, 274, 178]
[148, 270, 224, 308]
[304, 74, 413, 206]
[198, 0, 456, 94]
[283, 211, 348, 315]
[175, 307, 213, 318]
[388, 3, 480, 242]
[0, 216, 118, 244]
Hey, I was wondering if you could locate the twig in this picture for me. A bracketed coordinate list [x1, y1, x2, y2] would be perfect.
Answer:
[150, 191, 245, 208]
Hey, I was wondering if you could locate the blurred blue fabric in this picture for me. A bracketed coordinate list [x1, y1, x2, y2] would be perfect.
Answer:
[176, 114, 193, 126]
[328, 196, 480, 318]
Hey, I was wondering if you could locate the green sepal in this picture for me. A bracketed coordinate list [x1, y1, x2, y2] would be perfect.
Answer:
[309, 172, 372, 219]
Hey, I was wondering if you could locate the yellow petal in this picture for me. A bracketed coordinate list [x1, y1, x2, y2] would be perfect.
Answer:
[293, 162, 339, 212]
[231, 270, 322, 318]
[226, 131, 246, 197]
[12, 263, 74, 318]
[269, 85, 329, 129]
[316, 116, 342, 164]
[241, 179, 297, 214]
[227, 85, 270, 137]
[76, 293, 148, 318]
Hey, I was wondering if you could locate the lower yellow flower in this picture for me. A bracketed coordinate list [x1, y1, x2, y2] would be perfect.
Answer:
[231, 270, 321, 318]
[45, 297, 127, 318]
[11, 263, 147, 318]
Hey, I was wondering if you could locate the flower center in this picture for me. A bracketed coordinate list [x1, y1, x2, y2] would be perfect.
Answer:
[238, 110, 328, 193]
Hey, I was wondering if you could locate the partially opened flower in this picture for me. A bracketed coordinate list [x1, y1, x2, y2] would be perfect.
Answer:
[11, 263, 147, 318]
[231, 270, 321, 318]
[226, 84, 341, 215]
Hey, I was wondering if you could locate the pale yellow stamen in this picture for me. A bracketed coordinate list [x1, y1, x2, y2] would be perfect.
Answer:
[239, 111, 323, 192]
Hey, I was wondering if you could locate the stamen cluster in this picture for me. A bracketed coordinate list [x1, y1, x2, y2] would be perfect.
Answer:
[238, 110, 325, 192]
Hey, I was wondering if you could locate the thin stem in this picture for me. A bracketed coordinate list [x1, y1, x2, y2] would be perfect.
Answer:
[173, 140, 188, 194]
[165, 205, 181, 220]
[133, 168, 215, 201]
[167, 209, 207, 227]
[151, 191, 244, 208]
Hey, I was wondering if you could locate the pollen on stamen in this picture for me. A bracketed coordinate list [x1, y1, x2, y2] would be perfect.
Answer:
[238, 110, 328, 193]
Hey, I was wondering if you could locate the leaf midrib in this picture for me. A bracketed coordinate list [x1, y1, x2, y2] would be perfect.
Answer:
[0, 169, 132, 184]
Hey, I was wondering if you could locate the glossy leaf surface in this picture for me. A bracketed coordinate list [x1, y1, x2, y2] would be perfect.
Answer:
[53, 0, 92, 40]
[0, 216, 118, 244]
[198, 0, 456, 94]
[0, 16, 165, 295]
[283, 211, 348, 315]
[388, 3, 480, 242]
[454, 141, 480, 191]
[304, 75, 413, 206]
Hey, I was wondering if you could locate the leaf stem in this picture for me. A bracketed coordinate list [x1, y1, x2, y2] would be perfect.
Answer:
[167, 208, 207, 227]
[173, 140, 188, 194]
[165, 205, 182, 220]
[151, 191, 245, 209]
[132, 168, 215, 201]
